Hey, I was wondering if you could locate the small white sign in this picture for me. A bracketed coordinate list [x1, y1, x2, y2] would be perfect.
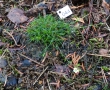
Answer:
[57, 5, 72, 19]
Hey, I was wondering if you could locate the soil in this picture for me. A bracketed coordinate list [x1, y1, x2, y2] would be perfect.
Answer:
[0, 0, 110, 90]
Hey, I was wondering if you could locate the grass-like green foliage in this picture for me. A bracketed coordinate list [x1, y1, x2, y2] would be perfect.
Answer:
[27, 15, 71, 50]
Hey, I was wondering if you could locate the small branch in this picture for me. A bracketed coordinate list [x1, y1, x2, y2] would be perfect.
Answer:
[101, 67, 108, 85]
[4, 75, 7, 86]
[87, 53, 110, 58]
[71, 4, 87, 9]
[18, 53, 44, 66]
[47, 78, 52, 90]
[49, 71, 68, 76]
[41, 52, 48, 63]
[3, 29, 18, 46]
[7, 59, 23, 75]
[33, 66, 48, 85]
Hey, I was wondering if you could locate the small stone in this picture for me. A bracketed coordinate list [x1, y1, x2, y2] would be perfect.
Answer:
[6, 76, 18, 86]
[0, 57, 7, 68]
[21, 59, 31, 67]
[0, 72, 6, 83]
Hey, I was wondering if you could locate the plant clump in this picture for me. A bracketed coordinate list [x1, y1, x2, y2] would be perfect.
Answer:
[27, 15, 71, 50]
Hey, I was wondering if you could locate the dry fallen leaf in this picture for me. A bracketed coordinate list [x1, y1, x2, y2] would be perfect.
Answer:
[7, 8, 28, 24]
[54, 64, 70, 75]
[99, 49, 109, 55]
[72, 17, 84, 23]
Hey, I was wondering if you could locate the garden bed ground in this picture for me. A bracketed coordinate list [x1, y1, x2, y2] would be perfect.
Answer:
[0, 0, 110, 90]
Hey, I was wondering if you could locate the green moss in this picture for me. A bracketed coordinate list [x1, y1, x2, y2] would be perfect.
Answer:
[102, 66, 110, 72]
[27, 15, 71, 50]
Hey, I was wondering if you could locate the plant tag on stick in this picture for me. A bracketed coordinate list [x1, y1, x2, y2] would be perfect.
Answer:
[57, 5, 72, 19]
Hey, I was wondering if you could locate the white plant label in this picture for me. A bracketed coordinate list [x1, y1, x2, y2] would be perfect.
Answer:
[57, 5, 72, 19]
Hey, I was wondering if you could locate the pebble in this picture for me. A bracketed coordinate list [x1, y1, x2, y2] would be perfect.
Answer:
[21, 59, 31, 67]
[0, 57, 7, 68]
[6, 76, 18, 86]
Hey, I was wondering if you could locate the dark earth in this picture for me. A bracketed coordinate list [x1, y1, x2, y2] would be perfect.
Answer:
[0, 0, 110, 90]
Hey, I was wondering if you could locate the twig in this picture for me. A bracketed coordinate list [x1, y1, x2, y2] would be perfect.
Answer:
[0, 49, 23, 75]
[18, 53, 44, 66]
[4, 75, 7, 86]
[71, 4, 87, 9]
[47, 78, 52, 90]
[49, 71, 68, 76]
[87, 64, 92, 71]
[81, 62, 85, 71]
[87, 53, 110, 58]
[101, 67, 108, 85]
[105, 15, 110, 31]
[80, 51, 87, 59]
[50, 80, 60, 89]
[14, 68, 23, 75]
[84, 0, 93, 34]
[43, 79, 45, 90]
[7, 58, 23, 75]
[3, 29, 18, 46]
[43, 9, 46, 17]
[49, 71, 68, 80]
[68, 82, 76, 90]
[41, 52, 48, 63]
[1, 48, 8, 57]
[33, 66, 48, 85]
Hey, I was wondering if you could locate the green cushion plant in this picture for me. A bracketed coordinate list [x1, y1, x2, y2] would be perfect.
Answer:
[27, 15, 71, 51]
